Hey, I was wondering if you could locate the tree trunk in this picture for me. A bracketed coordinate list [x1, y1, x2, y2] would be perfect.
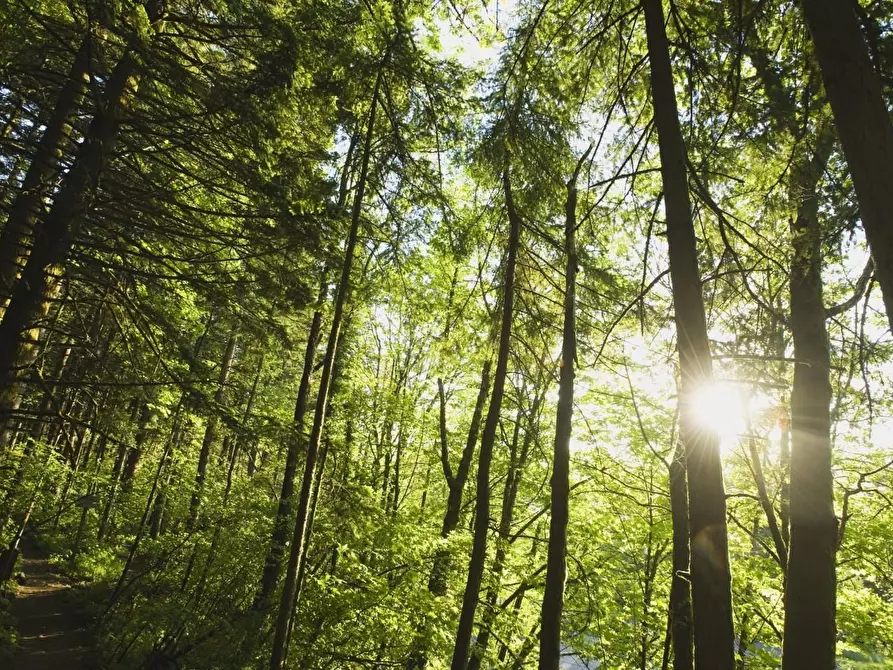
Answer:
[800, 0, 893, 331]
[286, 436, 330, 651]
[538, 149, 587, 670]
[468, 394, 539, 670]
[782, 122, 836, 670]
[108, 404, 181, 609]
[779, 411, 790, 548]
[668, 442, 693, 670]
[0, 279, 67, 452]
[0, 35, 92, 312]
[268, 58, 383, 670]
[407, 365, 491, 670]
[256, 310, 322, 608]
[429, 363, 491, 595]
[746, 434, 787, 571]
[0, 0, 164, 417]
[449, 162, 521, 670]
[121, 402, 152, 495]
[642, 0, 735, 666]
[187, 328, 237, 528]
[98, 440, 128, 542]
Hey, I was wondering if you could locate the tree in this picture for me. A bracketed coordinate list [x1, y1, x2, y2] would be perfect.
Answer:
[450, 161, 522, 670]
[2, 1, 893, 669]
[268, 46, 386, 670]
[538, 147, 588, 670]
[642, 0, 735, 666]
[783, 119, 837, 670]
[799, 0, 893, 332]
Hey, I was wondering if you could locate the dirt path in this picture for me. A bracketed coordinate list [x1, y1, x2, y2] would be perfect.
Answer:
[12, 540, 94, 669]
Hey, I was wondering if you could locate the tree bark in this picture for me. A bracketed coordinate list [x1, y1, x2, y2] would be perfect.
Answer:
[0, 1, 165, 419]
[782, 122, 837, 670]
[468, 394, 539, 670]
[0, 35, 92, 312]
[121, 401, 152, 495]
[0, 54, 135, 412]
[268, 57, 383, 670]
[187, 328, 237, 528]
[746, 434, 787, 571]
[668, 442, 693, 670]
[286, 435, 330, 651]
[429, 363, 491, 595]
[800, 0, 893, 332]
[538, 151, 586, 670]
[256, 310, 322, 608]
[449, 162, 521, 670]
[642, 0, 735, 667]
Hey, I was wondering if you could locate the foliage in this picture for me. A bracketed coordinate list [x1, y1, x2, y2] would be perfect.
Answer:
[0, 0, 891, 668]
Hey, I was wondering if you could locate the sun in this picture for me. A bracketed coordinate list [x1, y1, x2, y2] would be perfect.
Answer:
[691, 382, 747, 453]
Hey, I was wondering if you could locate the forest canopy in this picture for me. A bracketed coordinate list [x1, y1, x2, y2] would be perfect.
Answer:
[1, 0, 892, 668]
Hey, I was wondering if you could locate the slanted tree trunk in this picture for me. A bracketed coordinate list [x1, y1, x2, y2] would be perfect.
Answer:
[0, 344, 72, 524]
[0, 35, 92, 312]
[108, 404, 182, 609]
[268, 57, 384, 670]
[642, 0, 735, 666]
[449, 162, 521, 670]
[746, 432, 787, 572]
[429, 364, 491, 594]
[149, 412, 181, 540]
[538, 148, 588, 670]
[0, 278, 68, 452]
[468, 393, 540, 670]
[98, 397, 149, 540]
[407, 364, 490, 670]
[187, 328, 237, 528]
[799, 0, 893, 331]
[121, 401, 152, 495]
[98, 440, 128, 542]
[256, 310, 322, 608]
[286, 435, 331, 651]
[782, 122, 836, 670]
[0, 0, 165, 419]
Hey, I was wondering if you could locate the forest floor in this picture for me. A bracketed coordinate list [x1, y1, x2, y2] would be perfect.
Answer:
[12, 538, 95, 669]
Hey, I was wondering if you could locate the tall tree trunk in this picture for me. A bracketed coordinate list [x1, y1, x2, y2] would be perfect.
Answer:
[642, 0, 735, 667]
[779, 411, 791, 548]
[468, 394, 539, 670]
[800, 0, 893, 331]
[449, 162, 521, 670]
[97, 397, 147, 540]
[286, 435, 330, 652]
[407, 364, 490, 670]
[98, 440, 128, 542]
[0, 278, 67, 452]
[782, 122, 836, 670]
[108, 402, 181, 609]
[538, 149, 587, 670]
[149, 415, 181, 540]
[268, 58, 383, 670]
[256, 310, 322, 608]
[0, 35, 92, 312]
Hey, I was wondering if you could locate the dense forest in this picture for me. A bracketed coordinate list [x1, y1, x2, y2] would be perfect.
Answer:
[1, 0, 892, 668]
